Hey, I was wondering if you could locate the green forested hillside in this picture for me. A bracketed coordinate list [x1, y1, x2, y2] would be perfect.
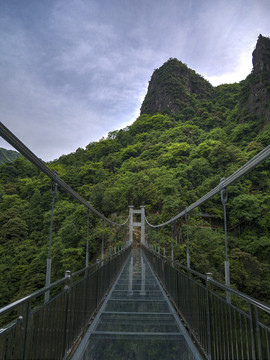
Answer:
[0, 147, 21, 164]
[0, 35, 269, 308]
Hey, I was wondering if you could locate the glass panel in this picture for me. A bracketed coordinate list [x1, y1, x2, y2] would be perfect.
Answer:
[83, 334, 196, 360]
[81, 248, 199, 360]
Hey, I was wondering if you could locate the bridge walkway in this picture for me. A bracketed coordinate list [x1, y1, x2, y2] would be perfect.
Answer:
[72, 248, 202, 360]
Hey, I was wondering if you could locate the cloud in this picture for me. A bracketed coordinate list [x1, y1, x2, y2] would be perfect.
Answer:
[0, 0, 269, 160]
[0, 0, 148, 160]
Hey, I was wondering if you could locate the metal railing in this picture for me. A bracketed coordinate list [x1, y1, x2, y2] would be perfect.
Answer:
[0, 245, 131, 360]
[143, 245, 270, 360]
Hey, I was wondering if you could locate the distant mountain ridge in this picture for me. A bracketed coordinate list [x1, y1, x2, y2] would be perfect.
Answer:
[0, 147, 21, 164]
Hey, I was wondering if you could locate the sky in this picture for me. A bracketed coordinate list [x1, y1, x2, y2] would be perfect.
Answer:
[0, 0, 269, 161]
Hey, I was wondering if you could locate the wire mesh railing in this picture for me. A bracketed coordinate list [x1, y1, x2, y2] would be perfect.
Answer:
[0, 245, 131, 360]
[143, 245, 270, 360]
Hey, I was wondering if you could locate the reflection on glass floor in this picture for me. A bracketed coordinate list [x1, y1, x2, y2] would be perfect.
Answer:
[73, 248, 202, 360]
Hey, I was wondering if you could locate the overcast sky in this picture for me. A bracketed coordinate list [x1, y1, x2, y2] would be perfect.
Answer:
[0, 0, 269, 161]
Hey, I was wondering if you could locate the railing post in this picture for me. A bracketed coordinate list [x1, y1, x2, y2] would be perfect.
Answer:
[101, 218, 105, 265]
[86, 209, 90, 268]
[114, 223, 117, 250]
[220, 178, 231, 303]
[45, 177, 58, 303]
[185, 208, 190, 269]
[64, 270, 71, 358]
[140, 255, 146, 295]
[249, 303, 262, 360]
[17, 302, 30, 359]
[128, 256, 133, 296]
[171, 223, 174, 265]
[17, 315, 24, 359]
[206, 272, 213, 360]
[22, 300, 33, 359]
[109, 223, 112, 250]
[140, 205, 145, 245]
[128, 205, 134, 245]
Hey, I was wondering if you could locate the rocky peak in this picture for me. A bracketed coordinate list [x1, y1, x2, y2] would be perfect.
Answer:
[252, 34, 270, 75]
[239, 34, 270, 125]
[140, 58, 214, 115]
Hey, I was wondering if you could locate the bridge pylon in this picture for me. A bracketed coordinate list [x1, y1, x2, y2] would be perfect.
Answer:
[128, 205, 145, 246]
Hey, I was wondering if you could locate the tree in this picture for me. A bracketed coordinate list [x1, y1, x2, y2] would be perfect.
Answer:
[229, 194, 261, 226]
[2, 217, 28, 242]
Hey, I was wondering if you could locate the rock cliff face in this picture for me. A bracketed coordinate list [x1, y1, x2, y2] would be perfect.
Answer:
[238, 35, 270, 125]
[141, 36, 270, 126]
[140, 58, 214, 115]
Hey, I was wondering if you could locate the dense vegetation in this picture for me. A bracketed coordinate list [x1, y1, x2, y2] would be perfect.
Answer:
[0, 35, 269, 308]
[0, 147, 21, 164]
[140, 57, 214, 115]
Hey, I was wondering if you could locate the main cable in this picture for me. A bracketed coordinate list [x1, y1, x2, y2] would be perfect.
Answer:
[0, 121, 129, 226]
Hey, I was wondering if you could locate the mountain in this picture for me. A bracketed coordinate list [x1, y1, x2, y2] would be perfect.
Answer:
[0, 34, 269, 307]
[141, 35, 270, 127]
[238, 34, 270, 125]
[140, 58, 214, 115]
[0, 147, 21, 164]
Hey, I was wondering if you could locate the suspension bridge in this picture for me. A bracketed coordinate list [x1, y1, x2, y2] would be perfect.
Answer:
[0, 121, 270, 360]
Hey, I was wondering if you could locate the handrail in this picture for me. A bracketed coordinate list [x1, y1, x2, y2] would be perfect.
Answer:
[144, 245, 270, 313]
[145, 145, 270, 227]
[0, 121, 129, 226]
[0, 245, 130, 317]
[0, 276, 66, 317]
[143, 245, 270, 360]
[209, 278, 270, 313]
[0, 245, 132, 359]
[150, 247, 206, 281]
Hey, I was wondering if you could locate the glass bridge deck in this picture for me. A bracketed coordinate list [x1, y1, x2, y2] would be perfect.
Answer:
[72, 248, 202, 360]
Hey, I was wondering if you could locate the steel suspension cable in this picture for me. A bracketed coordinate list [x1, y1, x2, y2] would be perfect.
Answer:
[145, 144, 270, 228]
[0, 121, 129, 226]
